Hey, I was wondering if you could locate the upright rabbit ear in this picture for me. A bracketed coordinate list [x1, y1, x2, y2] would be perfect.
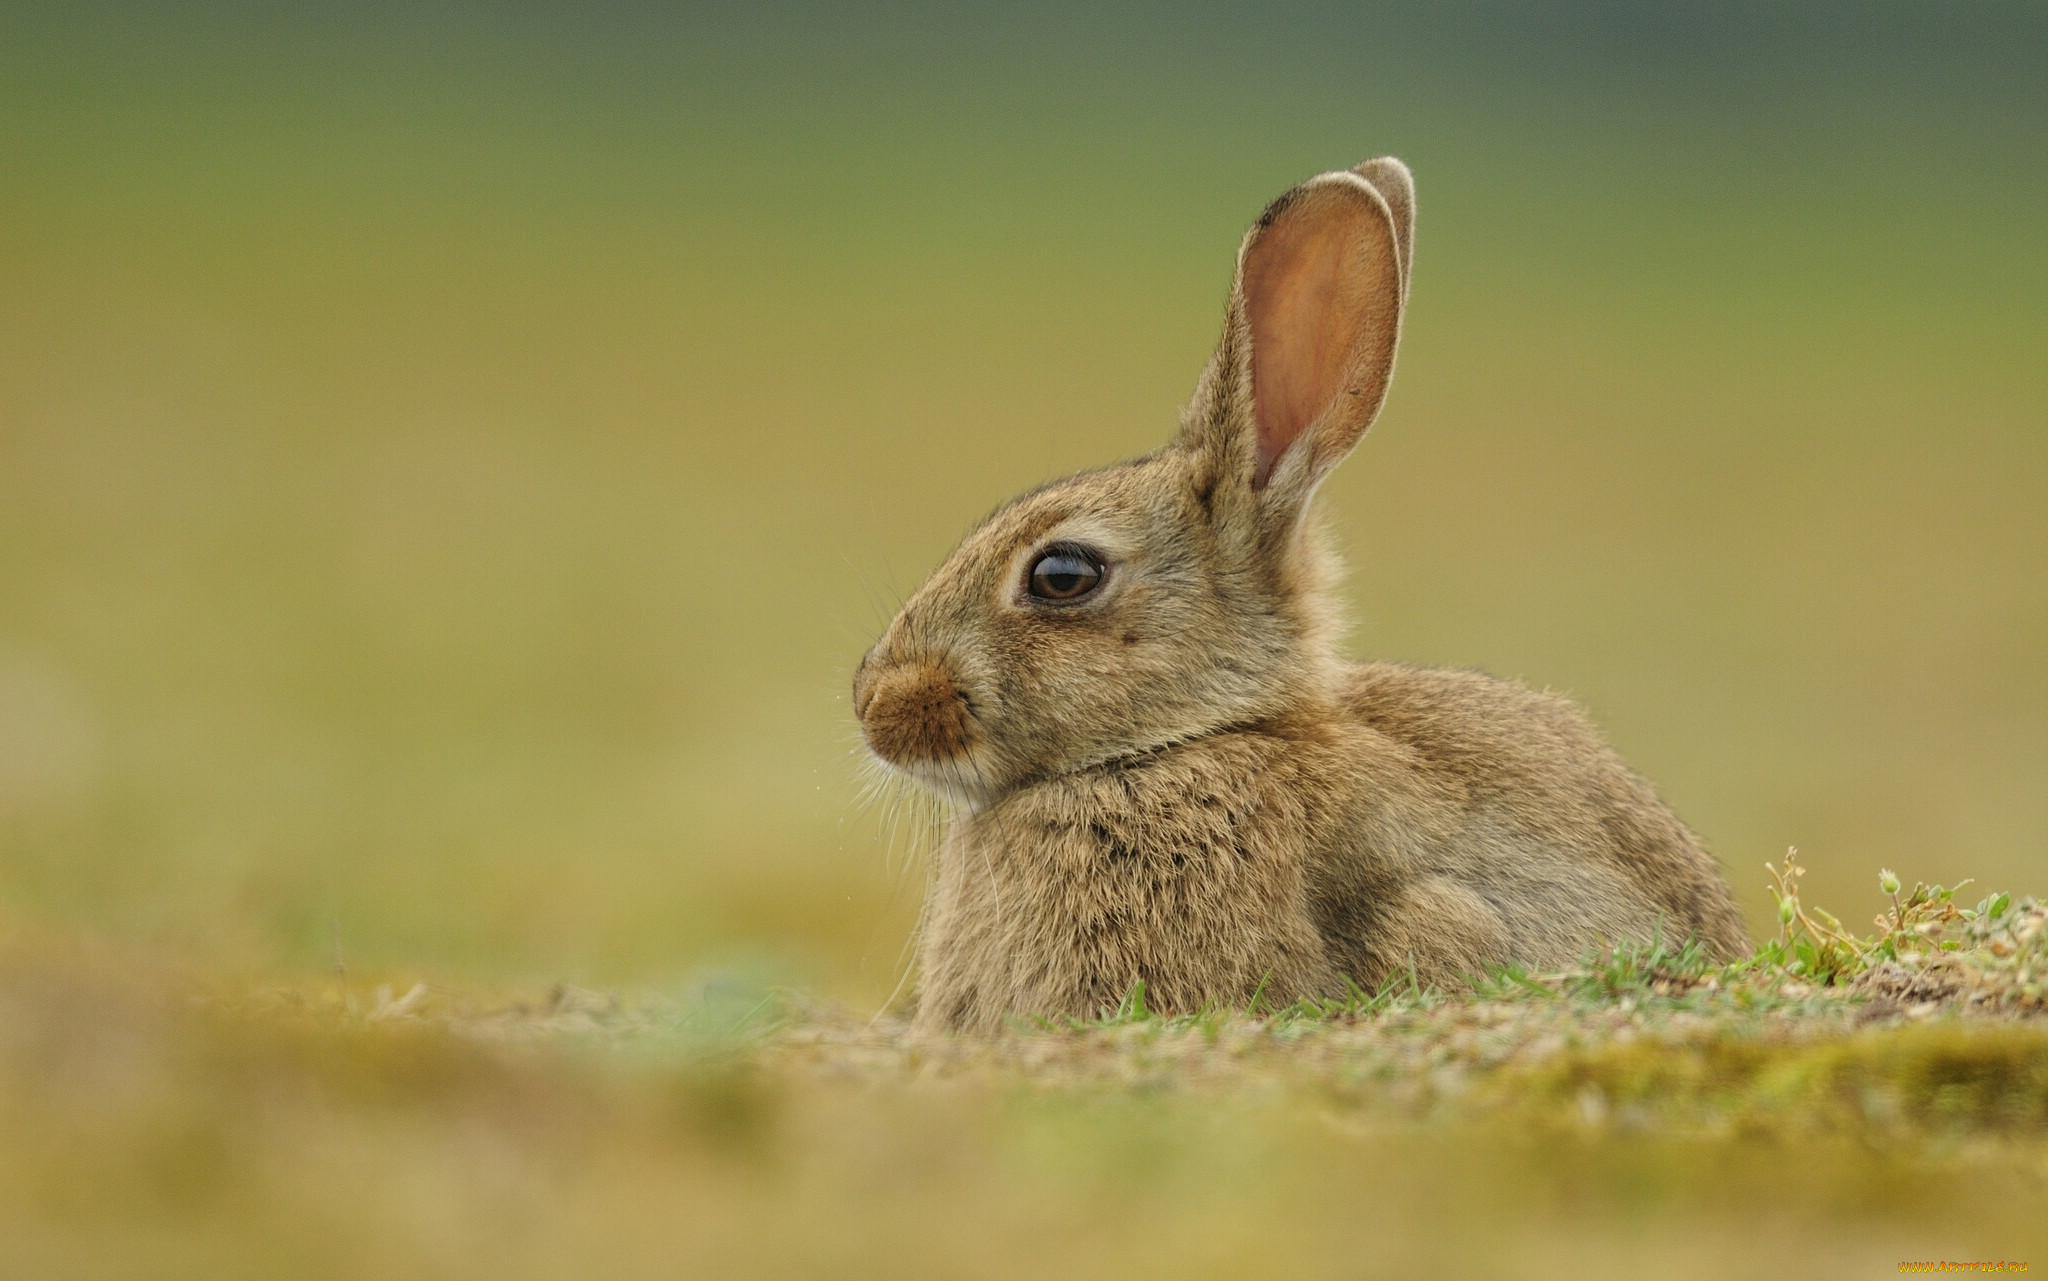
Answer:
[1183, 160, 1410, 510]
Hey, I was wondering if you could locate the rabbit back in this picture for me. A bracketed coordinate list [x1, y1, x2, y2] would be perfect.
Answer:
[1310, 661, 1750, 988]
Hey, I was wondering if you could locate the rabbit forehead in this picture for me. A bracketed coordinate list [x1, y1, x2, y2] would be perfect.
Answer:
[952, 464, 1161, 566]
[1010, 510, 1139, 564]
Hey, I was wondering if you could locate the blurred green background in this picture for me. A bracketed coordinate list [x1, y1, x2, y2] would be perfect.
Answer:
[1, 2, 2042, 1002]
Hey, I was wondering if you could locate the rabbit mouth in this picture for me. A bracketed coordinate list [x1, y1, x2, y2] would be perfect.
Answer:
[855, 659, 983, 775]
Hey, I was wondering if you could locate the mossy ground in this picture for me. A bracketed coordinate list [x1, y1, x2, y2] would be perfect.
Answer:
[3, 875, 2043, 1279]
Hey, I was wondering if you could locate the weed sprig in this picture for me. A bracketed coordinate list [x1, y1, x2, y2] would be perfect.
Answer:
[1733, 849, 2042, 1006]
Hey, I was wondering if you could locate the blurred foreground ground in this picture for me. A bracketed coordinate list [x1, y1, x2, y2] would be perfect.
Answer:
[3, 917, 2044, 1281]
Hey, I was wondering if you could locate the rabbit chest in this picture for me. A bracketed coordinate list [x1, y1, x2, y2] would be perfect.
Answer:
[913, 728, 1349, 1033]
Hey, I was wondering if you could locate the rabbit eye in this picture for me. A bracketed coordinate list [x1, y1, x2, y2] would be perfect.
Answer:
[1027, 548, 1104, 601]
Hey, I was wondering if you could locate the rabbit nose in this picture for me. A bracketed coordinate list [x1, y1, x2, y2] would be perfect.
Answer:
[857, 660, 976, 765]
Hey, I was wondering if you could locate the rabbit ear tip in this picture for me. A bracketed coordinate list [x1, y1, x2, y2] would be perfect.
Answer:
[1352, 158, 1414, 199]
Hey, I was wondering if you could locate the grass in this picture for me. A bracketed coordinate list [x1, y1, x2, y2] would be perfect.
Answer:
[2, 864, 2043, 1279]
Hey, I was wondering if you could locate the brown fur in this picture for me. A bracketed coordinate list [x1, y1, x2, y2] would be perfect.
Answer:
[852, 158, 1748, 1035]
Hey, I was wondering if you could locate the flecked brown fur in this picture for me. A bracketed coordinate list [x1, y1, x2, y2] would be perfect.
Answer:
[853, 159, 1748, 1034]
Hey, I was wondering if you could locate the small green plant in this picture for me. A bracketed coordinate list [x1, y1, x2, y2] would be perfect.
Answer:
[1746, 848, 1868, 984]
[1717, 850, 2043, 1010]
[1110, 978, 1152, 1024]
[1866, 868, 1976, 962]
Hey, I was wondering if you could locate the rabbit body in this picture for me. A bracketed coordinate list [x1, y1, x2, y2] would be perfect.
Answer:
[917, 660, 1746, 1034]
[855, 159, 1747, 1034]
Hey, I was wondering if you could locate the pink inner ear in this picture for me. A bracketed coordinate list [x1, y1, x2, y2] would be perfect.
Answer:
[1243, 193, 1384, 489]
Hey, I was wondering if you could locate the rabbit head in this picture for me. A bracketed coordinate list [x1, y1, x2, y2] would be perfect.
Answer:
[855, 159, 1413, 809]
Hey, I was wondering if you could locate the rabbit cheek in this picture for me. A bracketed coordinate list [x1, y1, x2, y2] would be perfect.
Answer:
[857, 662, 978, 767]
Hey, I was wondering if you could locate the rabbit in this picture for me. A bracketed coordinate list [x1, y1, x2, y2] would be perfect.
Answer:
[852, 158, 1749, 1035]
